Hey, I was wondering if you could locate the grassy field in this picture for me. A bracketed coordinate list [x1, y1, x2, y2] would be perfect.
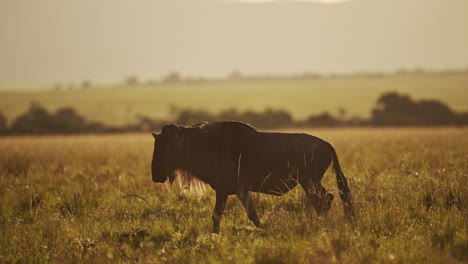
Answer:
[1, 73, 468, 125]
[0, 128, 466, 263]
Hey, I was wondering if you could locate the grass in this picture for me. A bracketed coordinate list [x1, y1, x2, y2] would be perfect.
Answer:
[0, 128, 467, 263]
[1, 73, 468, 125]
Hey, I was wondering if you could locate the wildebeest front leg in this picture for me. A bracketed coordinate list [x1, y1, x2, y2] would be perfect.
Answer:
[212, 191, 228, 233]
[237, 191, 260, 228]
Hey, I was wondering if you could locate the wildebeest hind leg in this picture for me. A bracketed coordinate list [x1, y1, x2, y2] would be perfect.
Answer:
[212, 191, 228, 233]
[299, 181, 316, 209]
[300, 181, 334, 215]
[237, 191, 260, 228]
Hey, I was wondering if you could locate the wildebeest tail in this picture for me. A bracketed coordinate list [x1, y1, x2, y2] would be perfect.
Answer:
[330, 146, 354, 218]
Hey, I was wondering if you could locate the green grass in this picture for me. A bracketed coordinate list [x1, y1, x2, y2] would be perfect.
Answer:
[1, 73, 467, 125]
[0, 128, 467, 263]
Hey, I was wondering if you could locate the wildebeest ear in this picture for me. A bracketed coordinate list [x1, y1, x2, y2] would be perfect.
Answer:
[151, 132, 159, 139]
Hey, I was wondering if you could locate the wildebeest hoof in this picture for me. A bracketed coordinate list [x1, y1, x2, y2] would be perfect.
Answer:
[253, 220, 261, 228]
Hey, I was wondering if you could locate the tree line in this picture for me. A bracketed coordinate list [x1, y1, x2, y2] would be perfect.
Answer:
[0, 92, 467, 135]
[54, 69, 468, 91]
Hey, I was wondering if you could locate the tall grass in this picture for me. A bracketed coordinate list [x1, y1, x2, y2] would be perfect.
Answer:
[0, 128, 466, 263]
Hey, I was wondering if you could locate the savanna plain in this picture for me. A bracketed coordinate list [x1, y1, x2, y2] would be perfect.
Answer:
[1, 73, 467, 125]
[0, 128, 466, 263]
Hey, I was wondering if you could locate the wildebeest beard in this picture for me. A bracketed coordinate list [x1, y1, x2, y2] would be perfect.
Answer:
[151, 121, 354, 233]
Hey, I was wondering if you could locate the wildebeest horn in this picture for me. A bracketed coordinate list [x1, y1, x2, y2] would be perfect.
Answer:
[191, 122, 208, 128]
[151, 132, 159, 139]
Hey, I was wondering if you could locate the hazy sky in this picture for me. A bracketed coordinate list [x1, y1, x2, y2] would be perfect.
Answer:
[238, 0, 347, 3]
[237, 0, 347, 2]
[1, 0, 467, 87]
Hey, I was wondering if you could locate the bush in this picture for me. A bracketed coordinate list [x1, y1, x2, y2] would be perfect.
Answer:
[242, 109, 293, 129]
[10, 103, 55, 134]
[455, 112, 468, 126]
[304, 112, 340, 127]
[371, 92, 457, 126]
[52, 107, 87, 134]
[417, 100, 455, 126]
[0, 112, 7, 134]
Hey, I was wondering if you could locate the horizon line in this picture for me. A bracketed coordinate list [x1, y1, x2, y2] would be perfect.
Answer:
[1, 68, 468, 91]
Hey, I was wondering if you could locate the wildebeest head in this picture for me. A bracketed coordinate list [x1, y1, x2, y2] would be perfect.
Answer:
[151, 124, 185, 184]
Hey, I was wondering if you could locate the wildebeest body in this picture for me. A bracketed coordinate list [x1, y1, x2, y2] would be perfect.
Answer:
[240, 132, 333, 196]
[151, 121, 354, 233]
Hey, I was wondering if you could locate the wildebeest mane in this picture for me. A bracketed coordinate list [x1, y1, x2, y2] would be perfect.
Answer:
[173, 169, 206, 195]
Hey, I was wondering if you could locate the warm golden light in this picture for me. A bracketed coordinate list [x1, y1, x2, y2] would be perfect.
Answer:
[236, 0, 348, 3]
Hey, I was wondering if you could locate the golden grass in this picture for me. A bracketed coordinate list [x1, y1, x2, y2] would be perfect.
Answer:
[0, 128, 467, 263]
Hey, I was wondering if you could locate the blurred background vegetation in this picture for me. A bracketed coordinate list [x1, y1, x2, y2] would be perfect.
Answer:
[1, 81, 468, 135]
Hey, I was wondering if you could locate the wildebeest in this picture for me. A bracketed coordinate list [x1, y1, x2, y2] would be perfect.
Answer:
[151, 121, 354, 233]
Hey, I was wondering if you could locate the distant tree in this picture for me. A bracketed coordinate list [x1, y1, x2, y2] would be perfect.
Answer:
[377, 92, 418, 113]
[0, 112, 7, 134]
[81, 80, 92, 89]
[338, 107, 347, 120]
[125, 76, 139, 86]
[84, 121, 109, 133]
[136, 114, 166, 131]
[227, 70, 242, 80]
[371, 92, 457, 126]
[162, 72, 182, 83]
[305, 112, 340, 127]
[53, 83, 62, 91]
[345, 115, 368, 127]
[241, 110, 260, 126]
[455, 112, 468, 126]
[258, 109, 293, 128]
[9, 103, 99, 134]
[10, 102, 54, 134]
[240, 109, 293, 129]
[218, 108, 241, 121]
[417, 100, 455, 126]
[52, 107, 87, 133]
[371, 92, 422, 126]
[301, 72, 322, 79]
[146, 80, 159, 86]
